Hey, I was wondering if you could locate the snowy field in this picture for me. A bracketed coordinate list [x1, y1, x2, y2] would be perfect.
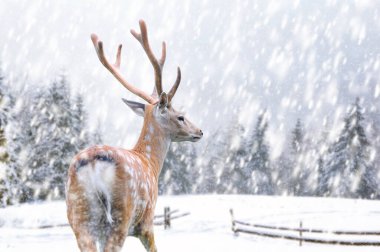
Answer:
[0, 195, 380, 251]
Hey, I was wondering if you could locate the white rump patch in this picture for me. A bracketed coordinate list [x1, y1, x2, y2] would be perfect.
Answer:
[77, 161, 116, 224]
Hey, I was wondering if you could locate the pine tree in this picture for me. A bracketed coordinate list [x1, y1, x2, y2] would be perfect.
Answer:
[20, 83, 66, 201]
[196, 130, 221, 194]
[291, 119, 304, 153]
[5, 89, 37, 204]
[322, 98, 377, 198]
[246, 111, 274, 195]
[316, 156, 326, 196]
[368, 113, 380, 199]
[186, 144, 199, 193]
[315, 121, 330, 197]
[0, 74, 10, 163]
[289, 119, 306, 196]
[215, 122, 246, 194]
[159, 143, 197, 195]
[2, 72, 97, 205]
[89, 120, 104, 146]
[6, 75, 93, 204]
[0, 66, 13, 206]
[71, 94, 89, 151]
[273, 153, 293, 195]
[48, 77, 77, 199]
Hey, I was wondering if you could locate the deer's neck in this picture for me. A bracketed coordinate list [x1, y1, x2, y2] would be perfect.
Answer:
[133, 113, 171, 180]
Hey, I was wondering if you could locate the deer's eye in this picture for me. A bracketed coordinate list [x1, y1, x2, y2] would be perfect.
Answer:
[177, 116, 185, 122]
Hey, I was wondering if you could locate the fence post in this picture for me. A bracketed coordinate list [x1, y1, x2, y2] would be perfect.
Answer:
[164, 207, 171, 230]
[230, 209, 238, 236]
[299, 221, 303, 247]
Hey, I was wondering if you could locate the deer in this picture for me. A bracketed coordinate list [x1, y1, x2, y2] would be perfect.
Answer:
[66, 20, 203, 252]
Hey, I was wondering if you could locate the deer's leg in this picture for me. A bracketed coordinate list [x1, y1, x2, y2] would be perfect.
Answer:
[73, 227, 97, 252]
[104, 212, 131, 252]
[104, 227, 128, 252]
[139, 229, 157, 252]
[104, 191, 132, 252]
[67, 177, 97, 252]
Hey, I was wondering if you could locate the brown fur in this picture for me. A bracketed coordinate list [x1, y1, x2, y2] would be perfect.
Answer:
[67, 105, 167, 252]
[68, 21, 202, 251]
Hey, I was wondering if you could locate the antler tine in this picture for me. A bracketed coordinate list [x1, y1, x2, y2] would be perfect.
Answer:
[160, 41, 166, 67]
[114, 44, 122, 68]
[168, 67, 181, 102]
[131, 20, 165, 96]
[90, 33, 156, 104]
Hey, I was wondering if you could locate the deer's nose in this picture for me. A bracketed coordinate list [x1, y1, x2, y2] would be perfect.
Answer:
[200, 130, 203, 136]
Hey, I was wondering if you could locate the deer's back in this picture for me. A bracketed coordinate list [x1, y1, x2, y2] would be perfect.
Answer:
[66, 145, 156, 235]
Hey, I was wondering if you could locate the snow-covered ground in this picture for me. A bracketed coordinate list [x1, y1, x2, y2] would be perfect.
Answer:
[0, 195, 379, 251]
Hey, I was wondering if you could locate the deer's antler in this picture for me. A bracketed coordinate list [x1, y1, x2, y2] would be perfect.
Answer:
[91, 20, 182, 104]
[168, 67, 181, 102]
[91, 33, 157, 104]
[131, 20, 181, 102]
[130, 20, 166, 97]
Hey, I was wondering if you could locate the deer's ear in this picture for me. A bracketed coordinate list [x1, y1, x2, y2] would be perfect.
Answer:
[122, 99, 145, 117]
[158, 92, 168, 110]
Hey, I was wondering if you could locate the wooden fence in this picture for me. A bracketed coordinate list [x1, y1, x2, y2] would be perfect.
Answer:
[33, 206, 189, 230]
[154, 207, 190, 229]
[230, 209, 380, 246]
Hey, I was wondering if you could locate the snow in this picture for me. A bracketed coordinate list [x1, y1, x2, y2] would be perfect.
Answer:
[1, 1, 379, 250]
[1, 195, 379, 251]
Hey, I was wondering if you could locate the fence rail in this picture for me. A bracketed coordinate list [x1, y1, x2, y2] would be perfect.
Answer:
[154, 206, 190, 229]
[230, 209, 380, 246]
[26, 206, 189, 230]
[233, 219, 380, 236]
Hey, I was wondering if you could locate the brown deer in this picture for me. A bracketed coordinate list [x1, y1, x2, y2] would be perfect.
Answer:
[66, 20, 203, 252]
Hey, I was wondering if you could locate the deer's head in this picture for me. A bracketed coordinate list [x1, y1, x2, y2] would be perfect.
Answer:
[91, 20, 203, 143]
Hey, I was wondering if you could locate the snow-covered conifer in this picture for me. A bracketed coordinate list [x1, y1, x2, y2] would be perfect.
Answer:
[246, 111, 274, 195]
[322, 98, 377, 198]
[159, 143, 197, 195]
